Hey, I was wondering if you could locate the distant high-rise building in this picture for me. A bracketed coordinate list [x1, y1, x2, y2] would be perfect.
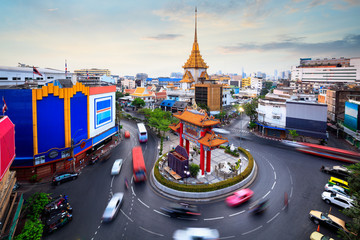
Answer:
[170, 72, 183, 78]
[274, 69, 278, 81]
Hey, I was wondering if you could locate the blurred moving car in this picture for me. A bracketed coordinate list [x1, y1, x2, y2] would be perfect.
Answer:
[124, 130, 130, 138]
[173, 228, 219, 240]
[226, 188, 254, 207]
[324, 184, 350, 198]
[161, 202, 201, 218]
[249, 199, 269, 214]
[328, 177, 349, 191]
[321, 165, 351, 178]
[111, 159, 123, 175]
[45, 211, 72, 233]
[309, 210, 352, 234]
[212, 128, 230, 135]
[102, 192, 124, 222]
[89, 155, 99, 165]
[52, 172, 79, 185]
[321, 191, 353, 209]
[310, 231, 334, 240]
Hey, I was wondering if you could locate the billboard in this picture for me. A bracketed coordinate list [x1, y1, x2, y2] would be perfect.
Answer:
[89, 91, 116, 138]
[0, 116, 15, 181]
[344, 101, 359, 131]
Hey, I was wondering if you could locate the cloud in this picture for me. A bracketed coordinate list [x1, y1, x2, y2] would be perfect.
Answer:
[47, 8, 58, 12]
[220, 34, 360, 55]
[142, 34, 183, 41]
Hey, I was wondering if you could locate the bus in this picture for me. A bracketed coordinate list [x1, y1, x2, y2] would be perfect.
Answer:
[132, 146, 147, 182]
[296, 142, 360, 164]
[137, 123, 148, 143]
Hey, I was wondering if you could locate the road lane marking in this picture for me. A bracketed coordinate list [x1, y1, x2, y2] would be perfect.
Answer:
[153, 209, 170, 217]
[229, 210, 245, 217]
[131, 186, 136, 196]
[110, 176, 114, 188]
[271, 181, 276, 190]
[137, 198, 149, 208]
[139, 226, 164, 237]
[241, 225, 263, 235]
[290, 186, 293, 198]
[274, 171, 276, 180]
[220, 236, 236, 239]
[269, 162, 274, 170]
[266, 212, 280, 223]
[204, 216, 224, 221]
[177, 217, 198, 221]
[120, 209, 134, 222]
[262, 190, 271, 199]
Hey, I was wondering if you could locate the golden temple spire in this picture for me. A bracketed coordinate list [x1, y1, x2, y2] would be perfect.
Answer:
[182, 7, 208, 69]
[195, 7, 197, 43]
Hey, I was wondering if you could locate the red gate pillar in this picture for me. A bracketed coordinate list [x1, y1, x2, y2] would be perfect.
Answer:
[200, 130, 206, 175]
[186, 140, 190, 155]
[200, 144, 204, 175]
[206, 150, 211, 173]
[179, 122, 184, 147]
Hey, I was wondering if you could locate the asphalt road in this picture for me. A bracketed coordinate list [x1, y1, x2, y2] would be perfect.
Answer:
[37, 117, 351, 240]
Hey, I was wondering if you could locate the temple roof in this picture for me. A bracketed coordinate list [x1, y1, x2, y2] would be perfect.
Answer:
[198, 132, 228, 148]
[173, 109, 220, 127]
[131, 87, 153, 97]
[180, 70, 195, 83]
[183, 8, 208, 70]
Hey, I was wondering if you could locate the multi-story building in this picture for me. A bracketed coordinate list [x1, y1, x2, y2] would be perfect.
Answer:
[74, 68, 111, 86]
[195, 84, 223, 112]
[122, 77, 136, 89]
[0, 116, 23, 239]
[290, 57, 360, 92]
[250, 77, 264, 95]
[0, 65, 72, 87]
[1, 83, 118, 179]
[286, 100, 327, 140]
[326, 88, 360, 124]
[242, 77, 251, 88]
[257, 96, 287, 138]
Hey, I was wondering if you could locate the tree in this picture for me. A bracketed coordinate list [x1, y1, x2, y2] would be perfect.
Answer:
[196, 102, 209, 112]
[189, 163, 200, 177]
[243, 98, 258, 122]
[230, 89, 235, 95]
[288, 130, 299, 141]
[132, 98, 145, 109]
[116, 91, 124, 99]
[338, 163, 360, 239]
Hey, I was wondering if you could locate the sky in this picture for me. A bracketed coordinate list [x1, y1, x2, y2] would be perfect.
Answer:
[0, 0, 360, 77]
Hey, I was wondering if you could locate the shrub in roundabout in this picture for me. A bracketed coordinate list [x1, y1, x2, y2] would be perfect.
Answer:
[154, 147, 254, 192]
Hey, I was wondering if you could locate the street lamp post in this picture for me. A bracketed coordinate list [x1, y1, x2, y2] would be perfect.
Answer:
[184, 165, 190, 185]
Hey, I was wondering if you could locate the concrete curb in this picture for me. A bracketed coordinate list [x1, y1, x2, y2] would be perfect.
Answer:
[150, 160, 258, 202]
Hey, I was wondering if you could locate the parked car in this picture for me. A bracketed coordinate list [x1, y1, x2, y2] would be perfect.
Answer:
[328, 177, 349, 190]
[321, 191, 353, 209]
[226, 188, 254, 207]
[161, 202, 201, 218]
[52, 172, 79, 185]
[310, 231, 334, 240]
[324, 184, 350, 198]
[124, 130, 130, 138]
[173, 228, 219, 240]
[111, 159, 123, 175]
[45, 211, 72, 234]
[102, 192, 124, 222]
[309, 210, 352, 234]
[321, 165, 351, 178]
[44, 195, 72, 216]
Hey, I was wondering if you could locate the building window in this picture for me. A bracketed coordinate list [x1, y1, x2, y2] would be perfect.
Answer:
[12, 77, 21, 80]
[47, 76, 54, 79]
[272, 116, 280, 119]
[0, 77, 8, 80]
[35, 155, 45, 165]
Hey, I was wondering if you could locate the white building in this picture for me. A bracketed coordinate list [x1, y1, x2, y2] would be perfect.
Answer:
[290, 57, 360, 91]
[122, 78, 136, 89]
[222, 85, 234, 106]
[250, 77, 264, 95]
[0, 65, 72, 87]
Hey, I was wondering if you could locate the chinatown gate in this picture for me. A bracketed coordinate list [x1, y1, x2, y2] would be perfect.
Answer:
[169, 108, 228, 175]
